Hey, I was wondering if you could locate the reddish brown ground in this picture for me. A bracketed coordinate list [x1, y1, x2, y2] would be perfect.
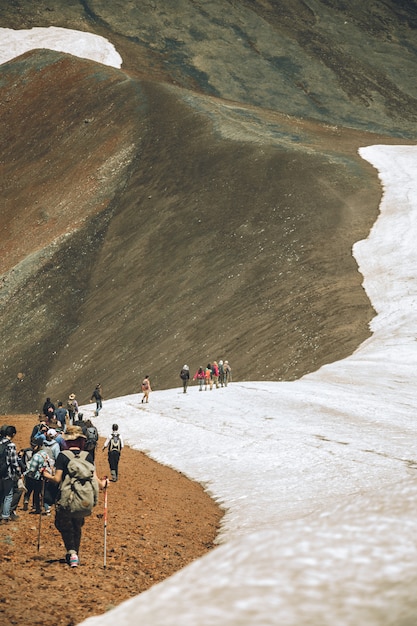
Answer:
[0, 416, 223, 626]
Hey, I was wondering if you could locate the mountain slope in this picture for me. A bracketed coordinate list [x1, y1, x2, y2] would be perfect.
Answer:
[0, 1, 416, 411]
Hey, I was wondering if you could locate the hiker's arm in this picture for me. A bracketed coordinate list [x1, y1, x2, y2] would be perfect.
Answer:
[95, 471, 108, 490]
[42, 468, 63, 483]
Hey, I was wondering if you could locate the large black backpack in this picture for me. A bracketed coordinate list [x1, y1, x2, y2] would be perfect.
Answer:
[0, 440, 10, 479]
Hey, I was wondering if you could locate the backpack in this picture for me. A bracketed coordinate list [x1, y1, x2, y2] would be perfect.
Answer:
[0, 440, 10, 479]
[109, 434, 121, 453]
[58, 451, 99, 518]
[142, 379, 149, 390]
[85, 426, 99, 451]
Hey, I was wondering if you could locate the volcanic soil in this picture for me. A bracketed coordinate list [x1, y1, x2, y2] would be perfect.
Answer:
[0, 416, 223, 626]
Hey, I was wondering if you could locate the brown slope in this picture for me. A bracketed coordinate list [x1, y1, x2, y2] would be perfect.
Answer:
[1, 1, 417, 136]
[0, 49, 386, 412]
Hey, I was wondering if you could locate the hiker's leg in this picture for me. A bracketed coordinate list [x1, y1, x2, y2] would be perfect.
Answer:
[1, 478, 14, 519]
[72, 516, 85, 554]
[32, 480, 42, 512]
[10, 479, 23, 513]
[55, 507, 79, 553]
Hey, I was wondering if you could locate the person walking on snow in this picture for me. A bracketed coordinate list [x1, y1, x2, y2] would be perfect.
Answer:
[193, 367, 205, 391]
[90, 384, 103, 416]
[141, 375, 151, 403]
[180, 365, 190, 393]
[102, 424, 124, 482]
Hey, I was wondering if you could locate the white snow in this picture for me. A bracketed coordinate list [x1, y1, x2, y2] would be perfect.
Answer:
[2, 26, 417, 626]
[0, 27, 122, 68]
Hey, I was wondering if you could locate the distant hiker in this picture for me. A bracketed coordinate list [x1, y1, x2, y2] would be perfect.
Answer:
[42, 397, 56, 422]
[193, 366, 205, 391]
[180, 365, 190, 393]
[55, 401, 68, 432]
[42, 425, 108, 568]
[141, 375, 151, 403]
[211, 361, 220, 389]
[205, 364, 213, 390]
[90, 384, 103, 416]
[224, 360, 232, 385]
[102, 424, 123, 482]
[0, 425, 23, 522]
[218, 360, 225, 387]
[84, 419, 99, 462]
[67, 394, 79, 425]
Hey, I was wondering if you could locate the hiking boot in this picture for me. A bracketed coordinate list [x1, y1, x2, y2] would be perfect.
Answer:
[9, 512, 19, 521]
[22, 501, 29, 511]
[29, 510, 41, 515]
[69, 553, 79, 568]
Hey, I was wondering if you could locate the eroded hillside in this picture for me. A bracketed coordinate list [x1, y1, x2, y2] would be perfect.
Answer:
[0, 1, 416, 411]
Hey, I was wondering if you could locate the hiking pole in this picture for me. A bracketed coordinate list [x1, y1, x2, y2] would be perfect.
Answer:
[37, 478, 46, 552]
[103, 477, 108, 569]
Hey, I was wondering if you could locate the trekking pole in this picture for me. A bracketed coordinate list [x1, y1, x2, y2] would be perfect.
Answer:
[103, 477, 108, 569]
[37, 478, 46, 552]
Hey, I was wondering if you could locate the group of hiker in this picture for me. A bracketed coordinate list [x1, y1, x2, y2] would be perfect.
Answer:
[180, 360, 232, 393]
[0, 384, 124, 568]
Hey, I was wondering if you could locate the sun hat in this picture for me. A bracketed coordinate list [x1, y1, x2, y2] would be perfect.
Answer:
[68, 393, 76, 400]
[64, 425, 86, 440]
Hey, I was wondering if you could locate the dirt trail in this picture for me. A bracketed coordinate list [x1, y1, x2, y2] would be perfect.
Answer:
[0, 416, 223, 626]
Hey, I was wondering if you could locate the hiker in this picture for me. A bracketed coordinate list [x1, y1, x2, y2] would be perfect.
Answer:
[205, 364, 213, 390]
[0, 424, 24, 524]
[20, 442, 36, 511]
[24, 442, 53, 515]
[43, 429, 60, 462]
[180, 365, 190, 393]
[193, 366, 205, 391]
[90, 384, 103, 416]
[55, 401, 68, 432]
[67, 394, 79, 425]
[30, 418, 48, 445]
[218, 360, 225, 386]
[0, 426, 23, 523]
[84, 419, 99, 462]
[102, 424, 123, 482]
[141, 375, 151, 403]
[211, 361, 220, 389]
[42, 425, 108, 568]
[42, 397, 56, 422]
[224, 360, 232, 385]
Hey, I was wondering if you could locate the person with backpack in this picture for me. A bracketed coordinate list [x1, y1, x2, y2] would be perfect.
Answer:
[179, 365, 190, 393]
[42, 425, 108, 568]
[102, 424, 124, 482]
[23, 442, 53, 515]
[0, 425, 23, 523]
[141, 375, 152, 403]
[42, 397, 56, 423]
[67, 394, 79, 425]
[84, 419, 99, 462]
[90, 384, 103, 416]
[193, 366, 205, 391]
[55, 401, 68, 432]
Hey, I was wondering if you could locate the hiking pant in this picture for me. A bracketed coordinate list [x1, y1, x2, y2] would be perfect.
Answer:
[108, 450, 120, 480]
[182, 378, 189, 393]
[0, 477, 14, 519]
[25, 476, 43, 512]
[55, 506, 85, 554]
